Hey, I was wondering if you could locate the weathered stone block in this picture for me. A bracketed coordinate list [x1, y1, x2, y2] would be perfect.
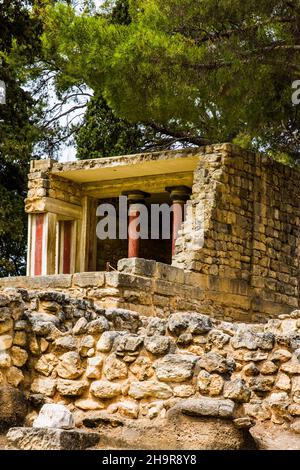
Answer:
[128, 381, 173, 399]
[223, 378, 251, 403]
[198, 352, 234, 374]
[117, 258, 156, 277]
[73, 272, 105, 288]
[154, 354, 199, 382]
[7, 427, 100, 450]
[56, 351, 83, 379]
[144, 335, 171, 355]
[31, 378, 56, 397]
[56, 379, 88, 396]
[173, 397, 236, 419]
[90, 380, 122, 399]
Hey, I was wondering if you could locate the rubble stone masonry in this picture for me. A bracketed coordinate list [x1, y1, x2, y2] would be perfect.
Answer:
[1, 287, 300, 448]
[23, 144, 300, 321]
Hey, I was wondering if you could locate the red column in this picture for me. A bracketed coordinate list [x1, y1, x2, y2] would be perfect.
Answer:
[122, 190, 150, 259]
[34, 214, 44, 276]
[63, 221, 72, 274]
[166, 186, 191, 257]
[128, 204, 141, 258]
[171, 200, 185, 256]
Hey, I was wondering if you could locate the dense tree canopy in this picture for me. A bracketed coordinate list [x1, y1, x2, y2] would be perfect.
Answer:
[0, 0, 43, 276]
[42, 0, 300, 159]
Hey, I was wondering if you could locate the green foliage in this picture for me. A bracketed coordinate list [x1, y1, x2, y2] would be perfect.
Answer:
[41, 0, 300, 159]
[0, 0, 44, 276]
[76, 94, 143, 158]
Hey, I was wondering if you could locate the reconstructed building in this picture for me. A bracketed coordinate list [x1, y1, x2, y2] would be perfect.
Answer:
[2, 143, 300, 321]
[2, 143, 300, 450]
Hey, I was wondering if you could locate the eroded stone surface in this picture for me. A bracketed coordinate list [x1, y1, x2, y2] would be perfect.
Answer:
[7, 427, 100, 450]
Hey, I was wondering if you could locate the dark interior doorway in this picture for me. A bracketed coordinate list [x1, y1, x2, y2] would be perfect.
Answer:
[96, 193, 172, 270]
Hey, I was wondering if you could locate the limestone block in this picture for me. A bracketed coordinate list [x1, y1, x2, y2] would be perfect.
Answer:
[75, 398, 104, 411]
[31, 378, 56, 397]
[128, 381, 173, 400]
[154, 354, 199, 383]
[117, 401, 139, 419]
[207, 329, 230, 349]
[231, 329, 275, 350]
[243, 363, 260, 377]
[54, 335, 77, 351]
[72, 317, 88, 335]
[35, 353, 58, 376]
[33, 403, 75, 429]
[7, 367, 24, 387]
[79, 335, 95, 357]
[146, 318, 167, 336]
[173, 384, 195, 398]
[223, 378, 251, 403]
[260, 361, 278, 375]
[104, 308, 142, 333]
[147, 401, 165, 419]
[56, 379, 88, 397]
[0, 334, 13, 351]
[11, 346, 28, 367]
[87, 317, 110, 335]
[56, 352, 83, 379]
[275, 373, 291, 391]
[144, 335, 171, 355]
[197, 370, 224, 396]
[13, 331, 27, 347]
[96, 331, 120, 352]
[114, 334, 143, 354]
[117, 258, 156, 277]
[86, 356, 103, 379]
[249, 376, 276, 392]
[73, 272, 105, 288]
[0, 319, 13, 334]
[289, 404, 300, 416]
[198, 352, 234, 374]
[168, 312, 212, 336]
[0, 351, 11, 368]
[129, 356, 154, 381]
[90, 380, 122, 399]
[173, 397, 236, 419]
[7, 427, 100, 450]
[281, 360, 300, 374]
[292, 376, 300, 393]
[103, 354, 127, 380]
[266, 392, 290, 412]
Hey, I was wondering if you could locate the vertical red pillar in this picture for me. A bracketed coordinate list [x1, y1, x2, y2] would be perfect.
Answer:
[166, 186, 192, 257]
[63, 221, 72, 274]
[128, 204, 141, 258]
[34, 214, 44, 276]
[171, 201, 185, 256]
[122, 190, 150, 259]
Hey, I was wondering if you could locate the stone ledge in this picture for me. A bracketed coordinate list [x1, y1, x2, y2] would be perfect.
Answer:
[6, 427, 100, 450]
[0, 275, 72, 290]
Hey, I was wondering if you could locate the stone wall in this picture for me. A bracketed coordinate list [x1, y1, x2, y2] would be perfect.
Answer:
[1, 287, 300, 448]
[23, 145, 300, 320]
[26, 160, 82, 209]
[0, 257, 297, 323]
[174, 144, 300, 318]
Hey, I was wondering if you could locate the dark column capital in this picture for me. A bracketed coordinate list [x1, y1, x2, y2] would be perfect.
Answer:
[121, 190, 150, 204]
[165, 185, 192, 202]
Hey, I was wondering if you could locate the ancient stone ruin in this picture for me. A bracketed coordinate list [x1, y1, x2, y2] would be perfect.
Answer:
[1, 144, 300, 449]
